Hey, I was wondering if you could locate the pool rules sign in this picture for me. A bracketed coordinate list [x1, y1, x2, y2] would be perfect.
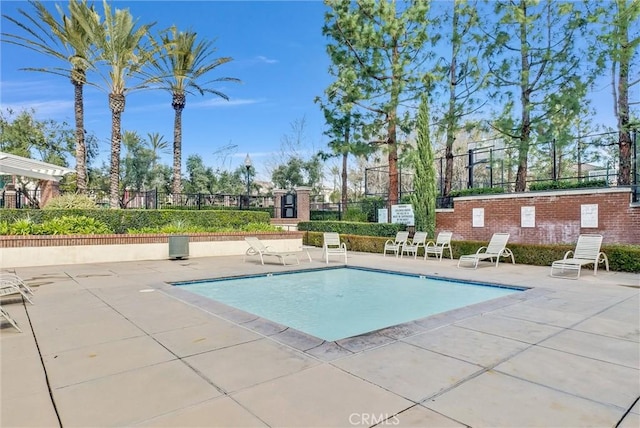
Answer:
[391, 204, 415, 226]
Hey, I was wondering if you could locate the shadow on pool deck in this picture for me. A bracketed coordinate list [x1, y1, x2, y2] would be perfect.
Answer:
[1, 249, 639, 427]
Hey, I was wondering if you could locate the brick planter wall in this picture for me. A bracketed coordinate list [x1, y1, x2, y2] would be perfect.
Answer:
[436, 188, 639, 245]
[0, 231, 304, 268]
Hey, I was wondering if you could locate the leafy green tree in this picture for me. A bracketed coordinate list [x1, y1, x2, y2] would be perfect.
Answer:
[219, 167, 246, 195]
[71, 0, 156, 208]
[271, 157, 306, 190]
[410, 96, 437, 235]
[0, 109, 74, 165]
[316, 98, 373, 210]
[120, 130, 155, 206]
[483, 0, 592, 191]
[184, 154, 215, 194]
[0, 108, 75, 206]
[151, 26, 240, 195]
[323, 0, 431, 206]
[2, 0, 98, 193]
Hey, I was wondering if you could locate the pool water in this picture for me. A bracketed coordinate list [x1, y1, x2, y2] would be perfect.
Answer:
[175, 267, 522, 341]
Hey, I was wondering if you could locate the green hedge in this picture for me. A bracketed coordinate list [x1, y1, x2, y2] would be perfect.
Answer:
[301, 232, 640, 273]
[297, 220, 406, 238]
[529, 179, 608, 191]
[449, 187, 505, 197]
[0, 209, 270, 234]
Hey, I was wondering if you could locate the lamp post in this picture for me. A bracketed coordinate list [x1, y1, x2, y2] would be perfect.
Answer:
[244, 154, 252, 208]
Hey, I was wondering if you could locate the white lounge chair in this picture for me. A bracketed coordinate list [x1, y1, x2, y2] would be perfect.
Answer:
[244, 237, 300, 266]
[550, 234, 609, 279]
[424, 231, 453, 261]
[322, 232, 347, 264]
[0, 279, 34, 305]
[457, 233, 514, 269]
[0, 305, 22, 332]
[383, 231, 410, 257]
[401, 231, 428, 259]
[0, 273, 34, 296]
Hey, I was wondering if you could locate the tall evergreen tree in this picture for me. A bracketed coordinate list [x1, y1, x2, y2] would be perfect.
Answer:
[323, 0, 431, 207]
[595, 0, 639, 185]
[483, 0, 591, 191]
[435, 0, 485, 197]
[411, 96, 437, 236]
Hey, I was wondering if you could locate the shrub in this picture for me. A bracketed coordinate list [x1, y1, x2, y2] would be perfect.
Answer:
[297, 220, 405, 238]
[449, 187, 505, 197]
[43, 194, 98, 209]
[0, 209, 271, 234]
[8, 217, 37, 235]
[529, 179, 607, 191]
[343, 207, 368, 222]
[38, 216, 112, 235]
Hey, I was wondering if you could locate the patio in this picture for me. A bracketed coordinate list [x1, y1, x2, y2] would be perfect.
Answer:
[1, 249, 639, 427]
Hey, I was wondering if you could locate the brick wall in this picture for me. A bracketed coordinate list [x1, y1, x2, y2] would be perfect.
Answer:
[0, 231, 303, 248]
[436, 188, 639, 245]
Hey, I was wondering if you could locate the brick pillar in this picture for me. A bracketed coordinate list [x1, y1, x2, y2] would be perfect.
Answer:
[3, 183, 17, 209]
[39, 180, 60, 208]
[294, 186, 311, 222]
[273, 189, 286, 219]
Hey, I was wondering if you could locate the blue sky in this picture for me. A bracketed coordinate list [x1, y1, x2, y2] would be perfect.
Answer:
[1, 0, 333, 180]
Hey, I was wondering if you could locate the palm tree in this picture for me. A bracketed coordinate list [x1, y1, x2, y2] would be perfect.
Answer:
[71, 0, 156, 208]
[151, 26, 240, 195]
[146, 132, 169, 169]
[2, 0, 97, 194]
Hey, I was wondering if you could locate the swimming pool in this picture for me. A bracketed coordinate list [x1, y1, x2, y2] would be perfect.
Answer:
[174, 267, 523, 342]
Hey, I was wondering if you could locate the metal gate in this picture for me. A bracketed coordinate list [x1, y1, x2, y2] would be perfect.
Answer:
[281, 192, 297, 218]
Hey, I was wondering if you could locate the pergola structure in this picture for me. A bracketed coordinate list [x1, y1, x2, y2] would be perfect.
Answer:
[0, 151, 74, 182]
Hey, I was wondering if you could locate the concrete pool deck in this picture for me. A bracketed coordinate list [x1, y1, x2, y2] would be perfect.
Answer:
[1, 249, 639, 427]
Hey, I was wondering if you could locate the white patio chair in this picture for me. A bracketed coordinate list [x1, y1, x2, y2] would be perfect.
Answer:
[401, 231, 428, 259]
[457, 233, 514, 269]
[322, 232, 347, 264]
[0, 273, 34, 296]
[0, 305, 22, 332]
[550, 234, 609, 279]
[383, 231, 410, 257]
[244, 237, 300, 266]
[424, 231, 453, 261]
[0, 279, 34, 305]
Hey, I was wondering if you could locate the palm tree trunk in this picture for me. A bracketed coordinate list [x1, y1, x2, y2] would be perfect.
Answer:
[172, 93, 186, 195]
[73, 69, 87, 194]
[109, 93, 125, 208]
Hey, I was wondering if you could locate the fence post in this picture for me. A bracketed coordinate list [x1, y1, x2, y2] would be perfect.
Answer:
[439, 157, 444, 196]
[467, 149, 474, 189]
[489, 149, 494, 188]
[552, 138, 557, 181]
[633, 129, 638, 202]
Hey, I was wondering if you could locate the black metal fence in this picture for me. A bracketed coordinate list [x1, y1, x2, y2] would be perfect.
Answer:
[1, 188, 276, 214]
[0, 188, 40, 209]
[365, 130, 639, 207]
